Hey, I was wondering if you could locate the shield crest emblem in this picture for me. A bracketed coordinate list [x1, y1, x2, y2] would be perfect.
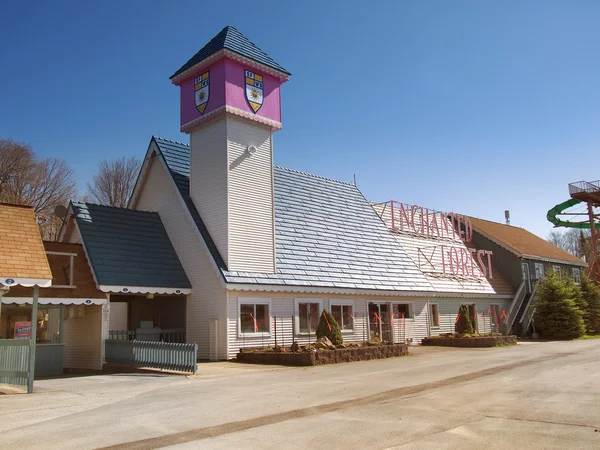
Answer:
[194, 71, 210, 114]
[245, 69, 263, 113]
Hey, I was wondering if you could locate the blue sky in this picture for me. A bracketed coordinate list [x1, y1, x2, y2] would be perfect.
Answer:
[1, 0, 599, 239]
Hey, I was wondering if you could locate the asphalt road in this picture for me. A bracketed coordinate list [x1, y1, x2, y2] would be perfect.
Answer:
[1, 340, 599, 449]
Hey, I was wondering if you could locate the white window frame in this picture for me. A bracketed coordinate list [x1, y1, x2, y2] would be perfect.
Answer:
[391, 302, 415, 321]
[429, 302, 440, 328]
[573, 268, 581, 284]
[294, 298, 323, 335]
[46, 251, 77, 289]
[238, 297, 272, 338]
[534, 263, 545, 280]
[328, 299, 355, 333]
[552, 265, 561, 275]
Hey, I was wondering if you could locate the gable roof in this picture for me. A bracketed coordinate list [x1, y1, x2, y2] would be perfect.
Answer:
[0, 203, 52, 287]
[153, 137, 434, 293]
[152, 137, 509, 296]
[170, 25, 290, 80]
[469, 216, 586, 266]
[71, 202, 191, 294]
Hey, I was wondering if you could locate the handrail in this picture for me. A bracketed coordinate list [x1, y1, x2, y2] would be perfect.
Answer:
[520, 282, 539, 337]
[507, 280, 526, 329]
[569, 180, 600, 195]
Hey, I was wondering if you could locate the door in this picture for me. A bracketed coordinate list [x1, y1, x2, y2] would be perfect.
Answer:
[522, 262, 531, 293]
[368, 303, 394, 343]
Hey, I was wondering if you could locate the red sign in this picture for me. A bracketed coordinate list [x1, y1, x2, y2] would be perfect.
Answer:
[385, 201, 494, 279]
[14, 321, 32, 340]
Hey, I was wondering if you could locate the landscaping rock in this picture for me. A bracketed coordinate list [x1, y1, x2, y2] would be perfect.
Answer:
[236, 343, 409, 366]
[316, 336, 335, 350]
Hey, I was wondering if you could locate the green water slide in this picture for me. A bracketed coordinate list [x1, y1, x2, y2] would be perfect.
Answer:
[547, 198, 600, 229]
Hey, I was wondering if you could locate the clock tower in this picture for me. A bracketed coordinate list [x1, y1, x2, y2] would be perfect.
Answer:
[170, 26, 290, 273]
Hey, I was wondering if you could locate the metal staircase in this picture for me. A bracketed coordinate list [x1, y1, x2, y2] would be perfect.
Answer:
[507, 280, 541, 337]
[507, 280, 527, 332]
[519, 283, 539, 338]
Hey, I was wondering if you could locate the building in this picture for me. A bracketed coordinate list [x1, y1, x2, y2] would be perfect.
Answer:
[0, 204, 109, 382]
[57, 26, 518, 360]
[469, 216, 587, 334]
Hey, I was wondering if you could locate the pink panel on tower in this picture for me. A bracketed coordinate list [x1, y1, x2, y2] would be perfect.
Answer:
[179, 57, 282, 130]
[223, 59, 281, 123]
[179, 59, 226, 127]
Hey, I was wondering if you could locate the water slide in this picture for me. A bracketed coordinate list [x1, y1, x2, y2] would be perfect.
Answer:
[547, 198, 600, 229]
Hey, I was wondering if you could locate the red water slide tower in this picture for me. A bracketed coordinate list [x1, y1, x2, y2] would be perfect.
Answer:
[569, 181, 600, 282]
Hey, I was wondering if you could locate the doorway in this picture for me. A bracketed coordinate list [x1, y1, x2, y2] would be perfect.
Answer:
[368, 303, 393, 342]
[522, 262, 531, 293]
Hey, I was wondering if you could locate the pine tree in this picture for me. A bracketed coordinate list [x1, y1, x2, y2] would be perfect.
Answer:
[455, 304, 474, 335]
[579, 275, 600, 335]
[534, 272, 585, 339]
[316, 309, 343, 345]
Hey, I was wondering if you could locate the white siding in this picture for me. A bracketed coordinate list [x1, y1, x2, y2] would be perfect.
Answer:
[134, 155, 228, 360]
[190, 117, 229, 267]
[63, 305, 102, 370]
[109, 301, 128, 330]
[226, 292, 427, 359]
[227, 116, 275, 273]
[66, 219, 82, 244]
[429, 298, 512, 336]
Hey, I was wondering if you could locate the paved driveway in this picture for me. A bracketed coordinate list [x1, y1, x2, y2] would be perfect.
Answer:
[1, 341, 599, 449]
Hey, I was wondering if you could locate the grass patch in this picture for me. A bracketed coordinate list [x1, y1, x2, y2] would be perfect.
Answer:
[576, 334, 600, 340]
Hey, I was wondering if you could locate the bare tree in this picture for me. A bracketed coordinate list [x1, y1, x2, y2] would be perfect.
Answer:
[86, 156, 141, 208]
[0, 139, 76, 240]
[547, 228, 591, 258]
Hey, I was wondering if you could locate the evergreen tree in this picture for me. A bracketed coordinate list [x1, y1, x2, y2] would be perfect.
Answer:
[455, 304, 475, 335]
[316, 309, 343, 345]
[579, 275, 600, 335]
[534, 272, 585, 339]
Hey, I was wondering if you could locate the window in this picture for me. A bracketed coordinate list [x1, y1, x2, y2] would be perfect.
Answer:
[573, 268, 581, 284]
[0, 305, 62, 343]
[330, 302, 354, 331]
[430, 303, 440, 327]
[239, 299, 270, 335]
[393, 303, 412, 319]
[46, 251, 76, 288]
[534, 263, 545, 280]
[296, 299, 322, 334]
[553, 265, 561, 275]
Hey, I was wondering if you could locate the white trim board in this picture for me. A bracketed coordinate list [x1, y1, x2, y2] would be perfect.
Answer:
[99, 285, 191, 295]
[226, 283, 514, 299]
[1, 297, 107, 305]
[1, 277, 52, 288]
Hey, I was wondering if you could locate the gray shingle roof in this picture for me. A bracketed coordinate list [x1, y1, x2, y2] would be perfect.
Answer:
[170, 25, 290, 79]
[153, 137, 434, 293]
[71, 202, 191, 290]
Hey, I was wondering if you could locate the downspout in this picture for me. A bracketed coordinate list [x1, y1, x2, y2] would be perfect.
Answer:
[426, 298, 431, 338]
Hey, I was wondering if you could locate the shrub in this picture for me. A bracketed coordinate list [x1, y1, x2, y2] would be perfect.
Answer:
[316, 309, 343, 345]
[534, 272, 585, 339]
[455, 304, 474, 335]
[578, 275, 600, 335]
